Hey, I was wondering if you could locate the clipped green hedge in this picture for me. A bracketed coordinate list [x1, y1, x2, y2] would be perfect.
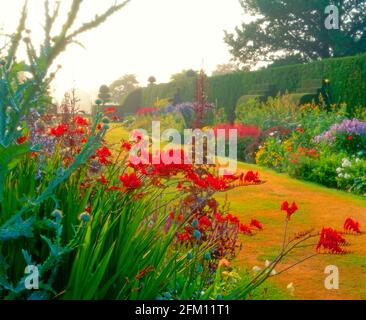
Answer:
[122, 53, 366, 119]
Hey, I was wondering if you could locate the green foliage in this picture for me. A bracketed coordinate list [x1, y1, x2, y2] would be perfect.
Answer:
[125, 53, 366, 123]
[225, 0, 366, 67]
[109, 74, 139, 104]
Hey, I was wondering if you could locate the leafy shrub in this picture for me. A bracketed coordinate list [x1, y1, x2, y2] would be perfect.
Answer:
[336, 157, 366, 196]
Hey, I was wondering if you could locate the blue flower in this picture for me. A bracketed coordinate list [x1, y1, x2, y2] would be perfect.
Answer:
[193, 229, 201, 239]
[204, 253, 211, 260]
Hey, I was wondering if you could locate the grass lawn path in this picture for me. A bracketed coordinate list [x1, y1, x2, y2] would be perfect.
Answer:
[216, 162, 366, 300]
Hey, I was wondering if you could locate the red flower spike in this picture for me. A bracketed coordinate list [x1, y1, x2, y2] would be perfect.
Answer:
[316, 227, 346, 254]
[121, 141, 132, 151]
[344, 218, 361, 234]
[198, 216, 211, 228]
[250, 219, 263, 230]
[239, 224, 253, 235]
[119, 173, 142, 191]
[98, 175, 108, 185]
[73, 116, 89, 126]
[281, 201, 298, 220]
[17, 136, 27, 145]
[104, 107, 117, 114]
[50, 123, 68, 137]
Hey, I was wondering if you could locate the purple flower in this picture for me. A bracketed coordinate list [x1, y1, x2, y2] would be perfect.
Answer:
[314, 119, 366, 143]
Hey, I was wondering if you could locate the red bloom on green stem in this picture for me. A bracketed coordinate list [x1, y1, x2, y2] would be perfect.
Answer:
[96, 146, 112, 165]
[344, 218, 361, 234]
[50, 123, 68, 137]
[17, 136, 27, 145]
[121, 141, 132, 151]
[104, 107, 117, 114]
[281, 201, 298, 219]
[250, 219, 263, 230]
[239, 223, 253, 235]
[244, 171, 261, 183]
[170, 212, 183, 222]
[119, 173, 142, 190]
[74, 116, 89, 126]
[316, 227, 346, 254]
[227, 214, 240, 225]
[347, 135, 353, 141]
[98, 175, 108, 185]
[199, 216, 211, 228]
[215, 213, 227, 223]
[96, 146, 112, 158]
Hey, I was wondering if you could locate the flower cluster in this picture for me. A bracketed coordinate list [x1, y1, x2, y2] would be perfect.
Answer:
[212, 124, 261, 139]
[136, 107, 160, 115]
[344, 218, 362, 234]
[314, 119, 366, 143]
[316, 227, 346, 254]
[281, 201, 299, 220]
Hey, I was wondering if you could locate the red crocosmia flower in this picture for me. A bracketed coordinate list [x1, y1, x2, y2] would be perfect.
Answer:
[281, 201, 298, 220]
[199, 216, 211, 228]
[96, 146, 112, 158]
[296, 127, 305, 134]
[215, 214, 227, 223]
[81, 137, 88, 143]
[50, 124, 68, 137]
[177, 182, 183, 190]
[242, 171, 261, 184]
[119, 173, 142, 190]
[239, 224, 253, 235]
[177, 229, 190, 242]
[344, 218, 361, 234]
[227, 214, 240, 225]
[17, 136, 27, 145]
[98, 175, 108, 185]
[96, 146, 112, 165]
[316, 227, 346, 254]
[104, 107, 117, 114]
[347, 135, 353, 141]
[85, 207, 91, 213]
[136, 107, 159, 115]
[74, 116, 89, 126]
[97, 124, 102, 131]
[170, 212, 183, 222]
[121, 141, 132, 151]
[250, 219, 263, 230]
[308, 149, 318, 158]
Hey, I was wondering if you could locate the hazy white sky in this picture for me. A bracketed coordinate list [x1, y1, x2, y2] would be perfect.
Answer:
[0, 0, 247, 103]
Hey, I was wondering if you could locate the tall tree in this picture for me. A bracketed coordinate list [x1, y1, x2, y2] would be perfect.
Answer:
[109, 74, 139, 103]
[225, 0, 366, 68]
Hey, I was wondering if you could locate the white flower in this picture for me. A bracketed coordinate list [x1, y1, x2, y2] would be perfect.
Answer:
[287, 283, 295, 296]
[338, 173, 344, 178]
[252, 266, 262, 274]
[264, 260, 277, 276]
[342, 158, 352, 168]
[344, 174, 351, 180]
[336, 167, 343, 174]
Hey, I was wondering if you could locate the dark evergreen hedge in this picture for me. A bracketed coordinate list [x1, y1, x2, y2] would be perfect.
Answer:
[122, 53, 366, 119]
